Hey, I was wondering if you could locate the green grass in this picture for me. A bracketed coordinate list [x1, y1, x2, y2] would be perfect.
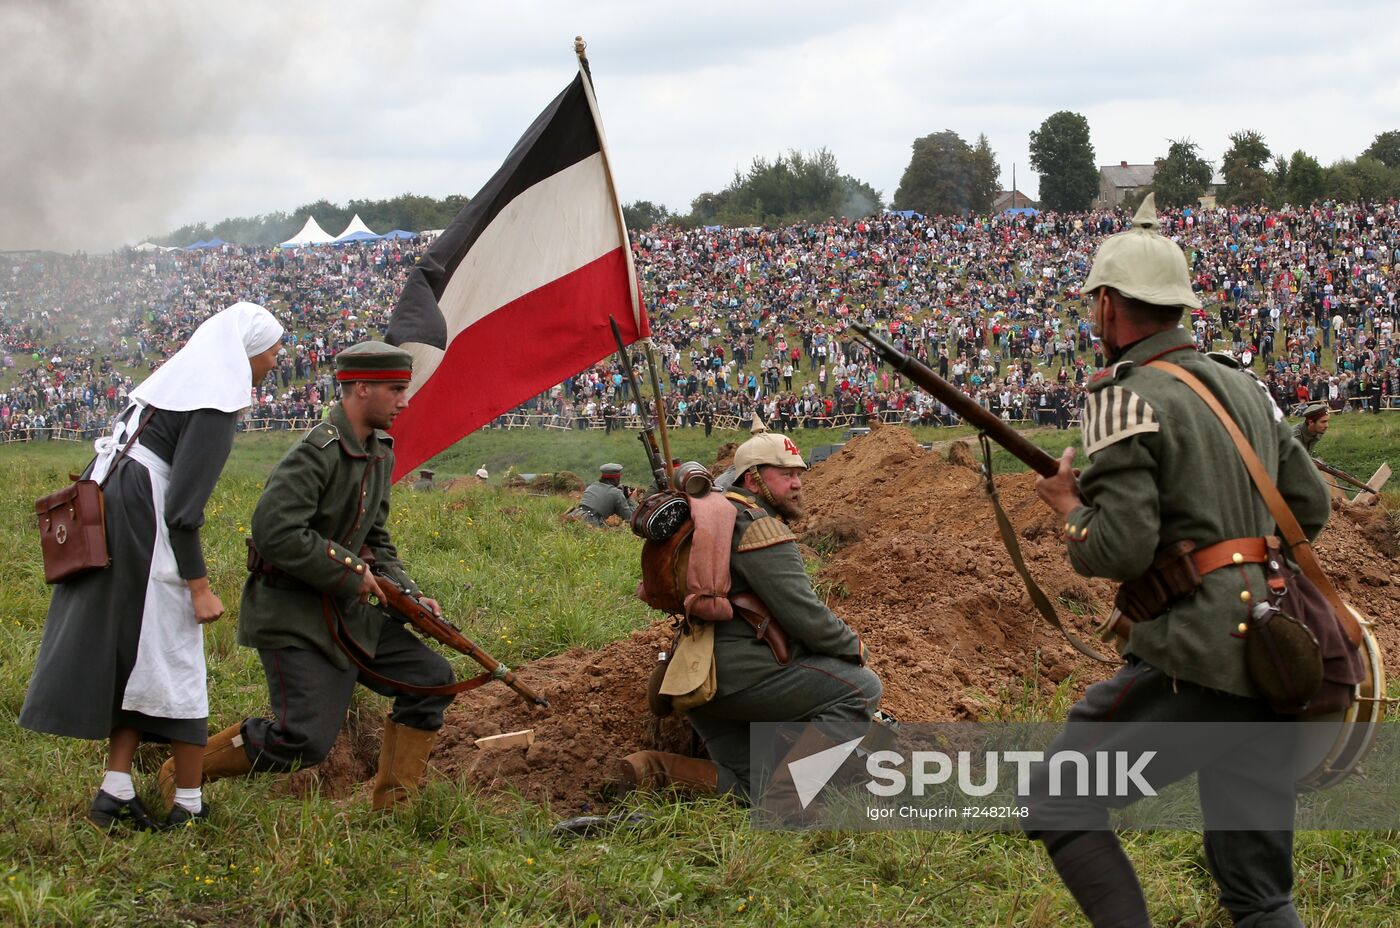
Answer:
[1, 418, 1398, 926]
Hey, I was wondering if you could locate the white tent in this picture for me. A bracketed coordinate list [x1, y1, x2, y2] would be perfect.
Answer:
[132, 241, 176, 252]
[334, 214, 379, 240]
[279, 216, 335, 247]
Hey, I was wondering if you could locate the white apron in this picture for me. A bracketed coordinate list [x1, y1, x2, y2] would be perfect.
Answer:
[92, 406, 208, 720]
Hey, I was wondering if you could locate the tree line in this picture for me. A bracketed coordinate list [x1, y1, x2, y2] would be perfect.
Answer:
[154, 125, 1400, 245]
[150, 193, 471, 247]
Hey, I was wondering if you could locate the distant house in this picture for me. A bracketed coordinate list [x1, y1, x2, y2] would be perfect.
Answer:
[992, 189, 1039, 212]
[1096, 162, 1159, 208]
[1096, 161, 1227, 209]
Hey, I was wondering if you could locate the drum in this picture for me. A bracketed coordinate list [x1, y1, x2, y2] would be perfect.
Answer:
[1294, 608, 1390, 791]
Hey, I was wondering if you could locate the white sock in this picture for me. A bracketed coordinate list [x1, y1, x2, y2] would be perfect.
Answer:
[173, 788, 203, 814]
[101, 770, 136, 801]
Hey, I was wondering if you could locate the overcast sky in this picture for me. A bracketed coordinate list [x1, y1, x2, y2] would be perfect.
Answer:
[4, 0, 1398, 252]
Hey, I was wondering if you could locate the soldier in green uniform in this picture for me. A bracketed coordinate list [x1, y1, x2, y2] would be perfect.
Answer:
[1024, 196, 1330, 927]
[413, 468, 436, 491]
[575, 463, 637, 526]
[1294, 403, 1328, 455]
[157, 342, 456, 815]
[619, 422, 881, 798]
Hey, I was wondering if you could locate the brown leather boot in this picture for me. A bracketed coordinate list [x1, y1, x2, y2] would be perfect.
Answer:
[157, 721, 254, 807]
[372, 714, 440, 811]
[617, 751, 718, 794]
[758, 725, 844, 824]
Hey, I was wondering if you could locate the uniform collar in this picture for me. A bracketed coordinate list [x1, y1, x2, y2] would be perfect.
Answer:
[329, 403, 385, 459]
[327, 403, 394, 456]
[729, 485, 781, 519]
[1118, 327, 1197, 367]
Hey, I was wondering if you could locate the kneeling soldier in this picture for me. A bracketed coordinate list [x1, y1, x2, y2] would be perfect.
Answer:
[158, 342, 455, 818]
[620, 419, 882, 801]
[574, 463, 636, 526]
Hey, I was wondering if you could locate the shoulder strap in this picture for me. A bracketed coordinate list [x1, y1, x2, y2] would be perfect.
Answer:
[97, 406, 156, 490]
[321, 595, 490, 697]
[1146, 360, 1361, 646]
[979, 434, 1116, 663]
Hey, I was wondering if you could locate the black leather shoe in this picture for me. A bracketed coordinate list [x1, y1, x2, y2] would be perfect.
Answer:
[88, 790, 159, 832]
[163, 803, 211, 828]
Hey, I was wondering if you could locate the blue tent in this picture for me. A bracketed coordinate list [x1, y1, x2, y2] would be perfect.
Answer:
[184, 239, 210, 250]
[332, 230, 383, 244]
[1003, 207, 1039, 216]
[381, 229, 418, 240]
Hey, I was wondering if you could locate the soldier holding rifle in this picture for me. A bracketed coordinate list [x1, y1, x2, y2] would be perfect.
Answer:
[1024, 197, 1330, 927]
[157, 342, 456, 816]
[1295, 403, 1328, 454]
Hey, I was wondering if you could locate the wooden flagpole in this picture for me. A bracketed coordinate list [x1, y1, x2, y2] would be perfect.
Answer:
[574, 36, 642, 334]
[573, 37, 674, 482]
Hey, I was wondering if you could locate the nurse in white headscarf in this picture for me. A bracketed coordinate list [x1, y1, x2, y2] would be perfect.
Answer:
[20, 301, 284, 831]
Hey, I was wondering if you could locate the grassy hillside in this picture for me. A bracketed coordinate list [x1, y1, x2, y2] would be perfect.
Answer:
[1, 417, 1397, 925]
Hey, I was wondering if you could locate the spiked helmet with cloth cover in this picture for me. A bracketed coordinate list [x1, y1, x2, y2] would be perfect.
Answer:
[1083, 194, 1202, 310]
[733, 413, 806, 475]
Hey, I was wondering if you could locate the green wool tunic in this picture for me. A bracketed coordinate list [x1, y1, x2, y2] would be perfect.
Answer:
[1062, 328, 1330, 697]
[238, 404, 418, 668]
[713, 487, 864, 697]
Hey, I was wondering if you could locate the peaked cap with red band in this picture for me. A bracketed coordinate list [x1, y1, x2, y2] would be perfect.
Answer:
[334, 340, 414, 383]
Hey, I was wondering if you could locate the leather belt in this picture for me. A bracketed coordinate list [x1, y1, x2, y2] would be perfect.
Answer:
[1101, 535, 1281, 642]
[256, 571, 311, 592]
[1191, 535, 1274, 576]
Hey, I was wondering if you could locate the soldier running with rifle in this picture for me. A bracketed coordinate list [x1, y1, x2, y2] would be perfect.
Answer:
[855, 196, 1363, 926]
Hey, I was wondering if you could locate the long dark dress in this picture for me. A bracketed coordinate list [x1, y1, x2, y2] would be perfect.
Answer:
[19, 407, 236, 743]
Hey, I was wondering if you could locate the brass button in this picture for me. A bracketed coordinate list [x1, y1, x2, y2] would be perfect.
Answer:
[344, 557, 353, 566]
[1231, 552, 1244, 565]
[1240, 590, 1252, 602]
[1063, 522, 1073, 534]
[355, 564, 364, 573]
[1237, 622, 1248, 634]
[329, 547, 337, 557]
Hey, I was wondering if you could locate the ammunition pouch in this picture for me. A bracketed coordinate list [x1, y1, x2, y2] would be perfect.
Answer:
[1113, 540, 1202, 624]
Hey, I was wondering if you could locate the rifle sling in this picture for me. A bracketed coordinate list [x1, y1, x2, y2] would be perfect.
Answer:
[1146, 360, 1362, 647]
[979, 434, 1118, 664]
[322, 596, 496, 697]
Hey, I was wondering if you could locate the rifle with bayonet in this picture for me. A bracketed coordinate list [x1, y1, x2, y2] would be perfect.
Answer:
[848, 321, 1114, 662]
[849, 321, 1062, 477]
[610, 316, 669, 492]
[1312, 458, 1378, 495]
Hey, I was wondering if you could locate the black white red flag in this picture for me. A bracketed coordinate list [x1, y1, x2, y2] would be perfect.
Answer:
[385, 64, 645, 480]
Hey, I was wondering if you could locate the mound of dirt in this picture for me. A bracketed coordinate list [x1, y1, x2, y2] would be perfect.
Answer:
[318, 427, 1400, 813]
[710, 441, 738, 476]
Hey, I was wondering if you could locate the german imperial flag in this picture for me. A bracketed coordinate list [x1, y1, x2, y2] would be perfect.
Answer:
[386, 63, 645, 480]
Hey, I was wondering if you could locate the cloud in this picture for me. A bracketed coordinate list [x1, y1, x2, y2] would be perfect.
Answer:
[5, 0, 1399, 250]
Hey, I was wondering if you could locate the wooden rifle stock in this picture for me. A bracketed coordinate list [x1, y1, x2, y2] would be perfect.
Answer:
[1312, 458, 1376, 494]
[372, 571, 550, 708]
[849, 322, 1062, 477]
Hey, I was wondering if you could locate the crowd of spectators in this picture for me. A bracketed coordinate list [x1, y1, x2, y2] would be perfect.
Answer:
[3, 199, 1399, 443]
